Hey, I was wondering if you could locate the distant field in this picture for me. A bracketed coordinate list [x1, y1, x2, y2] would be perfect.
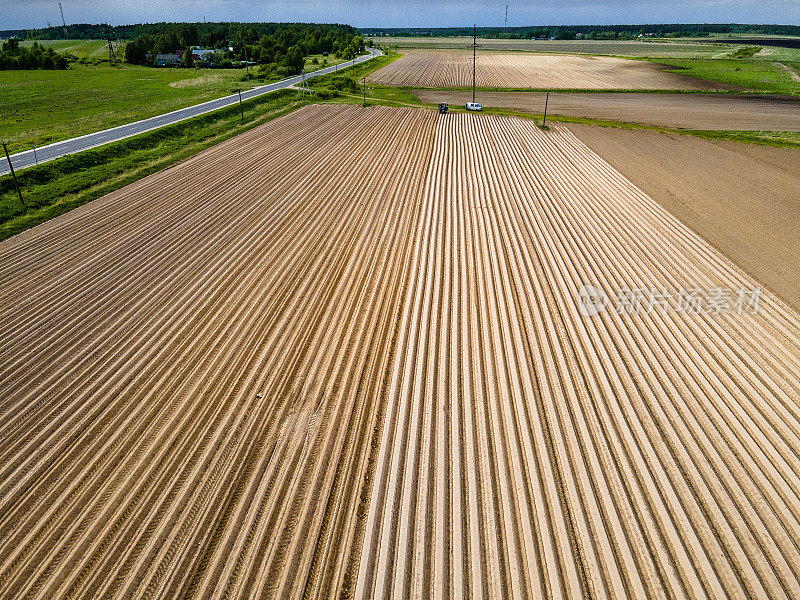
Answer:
[303, 53, 348, 72]
[756, 45, 800, 62]
[18, 39, 117, 60]
[367, 49, 725, 90]
[664, 58, 800, 95]
[0, 40, 369, 153]
[0, 63, 262, 153]
[369, 36, 740, 57]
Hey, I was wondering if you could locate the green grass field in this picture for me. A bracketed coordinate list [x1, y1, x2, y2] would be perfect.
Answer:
[0, 62, 265, 154]
[19, 39, 116, 59]
[303, 53, 348, 72]
[0, 53, 391, 240]
[662, 58, 800, 95]
[0, 40, 374, 155]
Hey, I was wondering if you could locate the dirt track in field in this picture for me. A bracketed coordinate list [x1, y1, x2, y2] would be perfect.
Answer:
[414, 90, 800, 130]
[368, 49, 727, 90]
[569, 123, 800, 312]
[2, 105, 800, 600]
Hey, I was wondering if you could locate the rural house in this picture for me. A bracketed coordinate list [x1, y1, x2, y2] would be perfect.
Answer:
[154, 52, 181, 66]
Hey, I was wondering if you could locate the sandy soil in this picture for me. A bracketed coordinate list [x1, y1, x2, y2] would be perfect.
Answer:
[414, 89, 800, 130]
[2, 106, 800, 599]
[569, 123, 800, 312]
[368, 49, 727, 89]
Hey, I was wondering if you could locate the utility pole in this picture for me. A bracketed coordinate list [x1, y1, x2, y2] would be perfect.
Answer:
[505, 5, 509, 33]
[472, 24, 477, 103]
[233, 89, 243, 121]
[31, 144, 38, 165]
[2, 142, 25, 210]
[361, 76, 367, 106]
[58, 2, 67, 37]
[106, 26, 117, 67]
[543, 92, 549, 127]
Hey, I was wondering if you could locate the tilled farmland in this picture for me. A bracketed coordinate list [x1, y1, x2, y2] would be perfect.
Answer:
[1, 105, 800, 600]
[413, 89, 800, 131]
[367, 49, 723, 89]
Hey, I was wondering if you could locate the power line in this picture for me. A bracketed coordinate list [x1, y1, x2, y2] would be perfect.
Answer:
[472, 24, 477, 104]
[58, 2, 67, 37]
[107, 25, 117, 67]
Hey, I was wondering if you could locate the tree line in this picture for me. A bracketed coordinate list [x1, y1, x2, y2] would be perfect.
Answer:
[363, 23, 800, 40]
[2, 22, 362, 73]
[123, 22, 363, 76]
[0, 38, 71, 69]
[0, 22, 364, 74]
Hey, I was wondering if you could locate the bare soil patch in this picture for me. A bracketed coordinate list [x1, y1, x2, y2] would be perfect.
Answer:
[414, 89, 800, 130]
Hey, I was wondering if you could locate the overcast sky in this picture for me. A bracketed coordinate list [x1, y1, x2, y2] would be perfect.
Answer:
[2, 0, 799, 31]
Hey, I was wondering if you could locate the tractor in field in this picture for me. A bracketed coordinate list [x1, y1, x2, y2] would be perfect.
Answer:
[438, 102, 448, 114]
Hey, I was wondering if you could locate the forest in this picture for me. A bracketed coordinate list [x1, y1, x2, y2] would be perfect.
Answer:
[362, 23, 800, 40]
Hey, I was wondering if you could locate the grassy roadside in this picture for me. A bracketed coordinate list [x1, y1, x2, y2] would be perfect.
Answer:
[0, 90, 308, 241]
[0, 51, 391, 242]
[307, 50, 402, 90]
[0, 64, 265, 154]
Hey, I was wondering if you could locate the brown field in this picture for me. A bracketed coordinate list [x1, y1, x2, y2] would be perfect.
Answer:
[2, 105, 800, 599]
[569, 123, 800, 311]
[367, 49, 726, 89]
[414, 89, 800, 130]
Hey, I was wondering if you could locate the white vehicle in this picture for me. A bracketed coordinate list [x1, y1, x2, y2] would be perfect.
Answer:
[465, 102, 483, 111]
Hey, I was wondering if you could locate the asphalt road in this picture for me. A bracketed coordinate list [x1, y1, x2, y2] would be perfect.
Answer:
[1, 47, 382, 175]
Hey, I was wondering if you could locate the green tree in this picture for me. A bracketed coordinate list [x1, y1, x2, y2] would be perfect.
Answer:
[182, 48, 194, 68]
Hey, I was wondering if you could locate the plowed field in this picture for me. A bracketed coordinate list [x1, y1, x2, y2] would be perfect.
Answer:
[412, 90, 800, 131]
[367, 49, 725, 89]
[2, 105, 800, 600]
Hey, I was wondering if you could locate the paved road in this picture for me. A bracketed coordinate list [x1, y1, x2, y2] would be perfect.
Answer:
[1, 47, 382, 175]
